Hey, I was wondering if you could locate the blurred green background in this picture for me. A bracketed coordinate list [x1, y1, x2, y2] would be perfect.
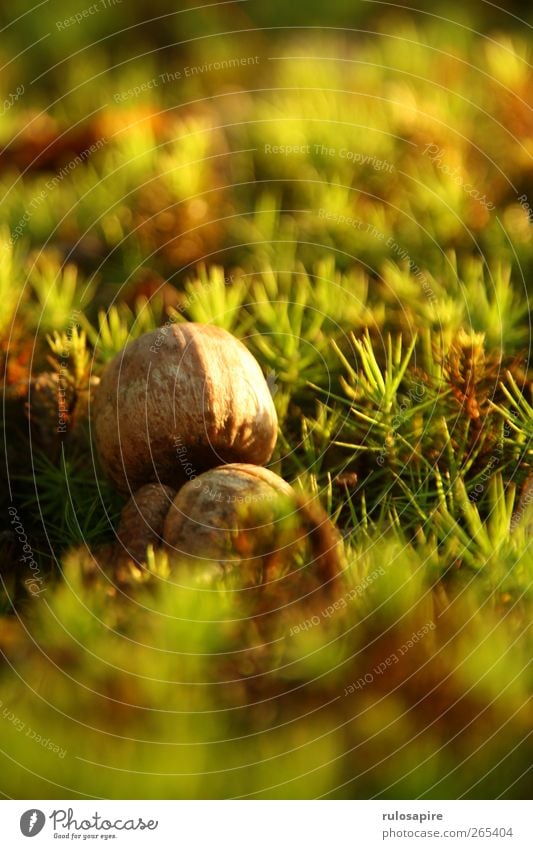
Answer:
[0, 0, 531, 800]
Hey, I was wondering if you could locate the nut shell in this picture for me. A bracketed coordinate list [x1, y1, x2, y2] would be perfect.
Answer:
[162, 464, 293, 565]
[117, 482, 176, 563]
[92, 323, 278, 493]
[163, 465, 343, 622]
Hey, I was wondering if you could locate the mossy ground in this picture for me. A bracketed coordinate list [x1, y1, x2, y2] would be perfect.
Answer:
[0, 1, 531, 799]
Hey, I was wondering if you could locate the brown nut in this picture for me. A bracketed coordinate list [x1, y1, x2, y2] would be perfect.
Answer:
[162, 464, 342, 597]
[92, 322, 278, 493]
[163, 464, 292, 564]
[116, 482, 176, 564]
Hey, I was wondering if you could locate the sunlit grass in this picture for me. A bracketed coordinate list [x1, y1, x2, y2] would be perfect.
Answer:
[1, 17, 531, 800]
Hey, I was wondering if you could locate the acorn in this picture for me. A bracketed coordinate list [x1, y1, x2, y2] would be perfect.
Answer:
[163, 464, 291, 562]
[116, 482, 176, 564]
[162, 464, 342, 595]
[92, 323, 278, 493]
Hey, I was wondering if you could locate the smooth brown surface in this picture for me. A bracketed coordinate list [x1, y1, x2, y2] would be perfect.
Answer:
[162, 464, 294, 566]
[92, 323, 278, 492]
[117, 482, 176, 563]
